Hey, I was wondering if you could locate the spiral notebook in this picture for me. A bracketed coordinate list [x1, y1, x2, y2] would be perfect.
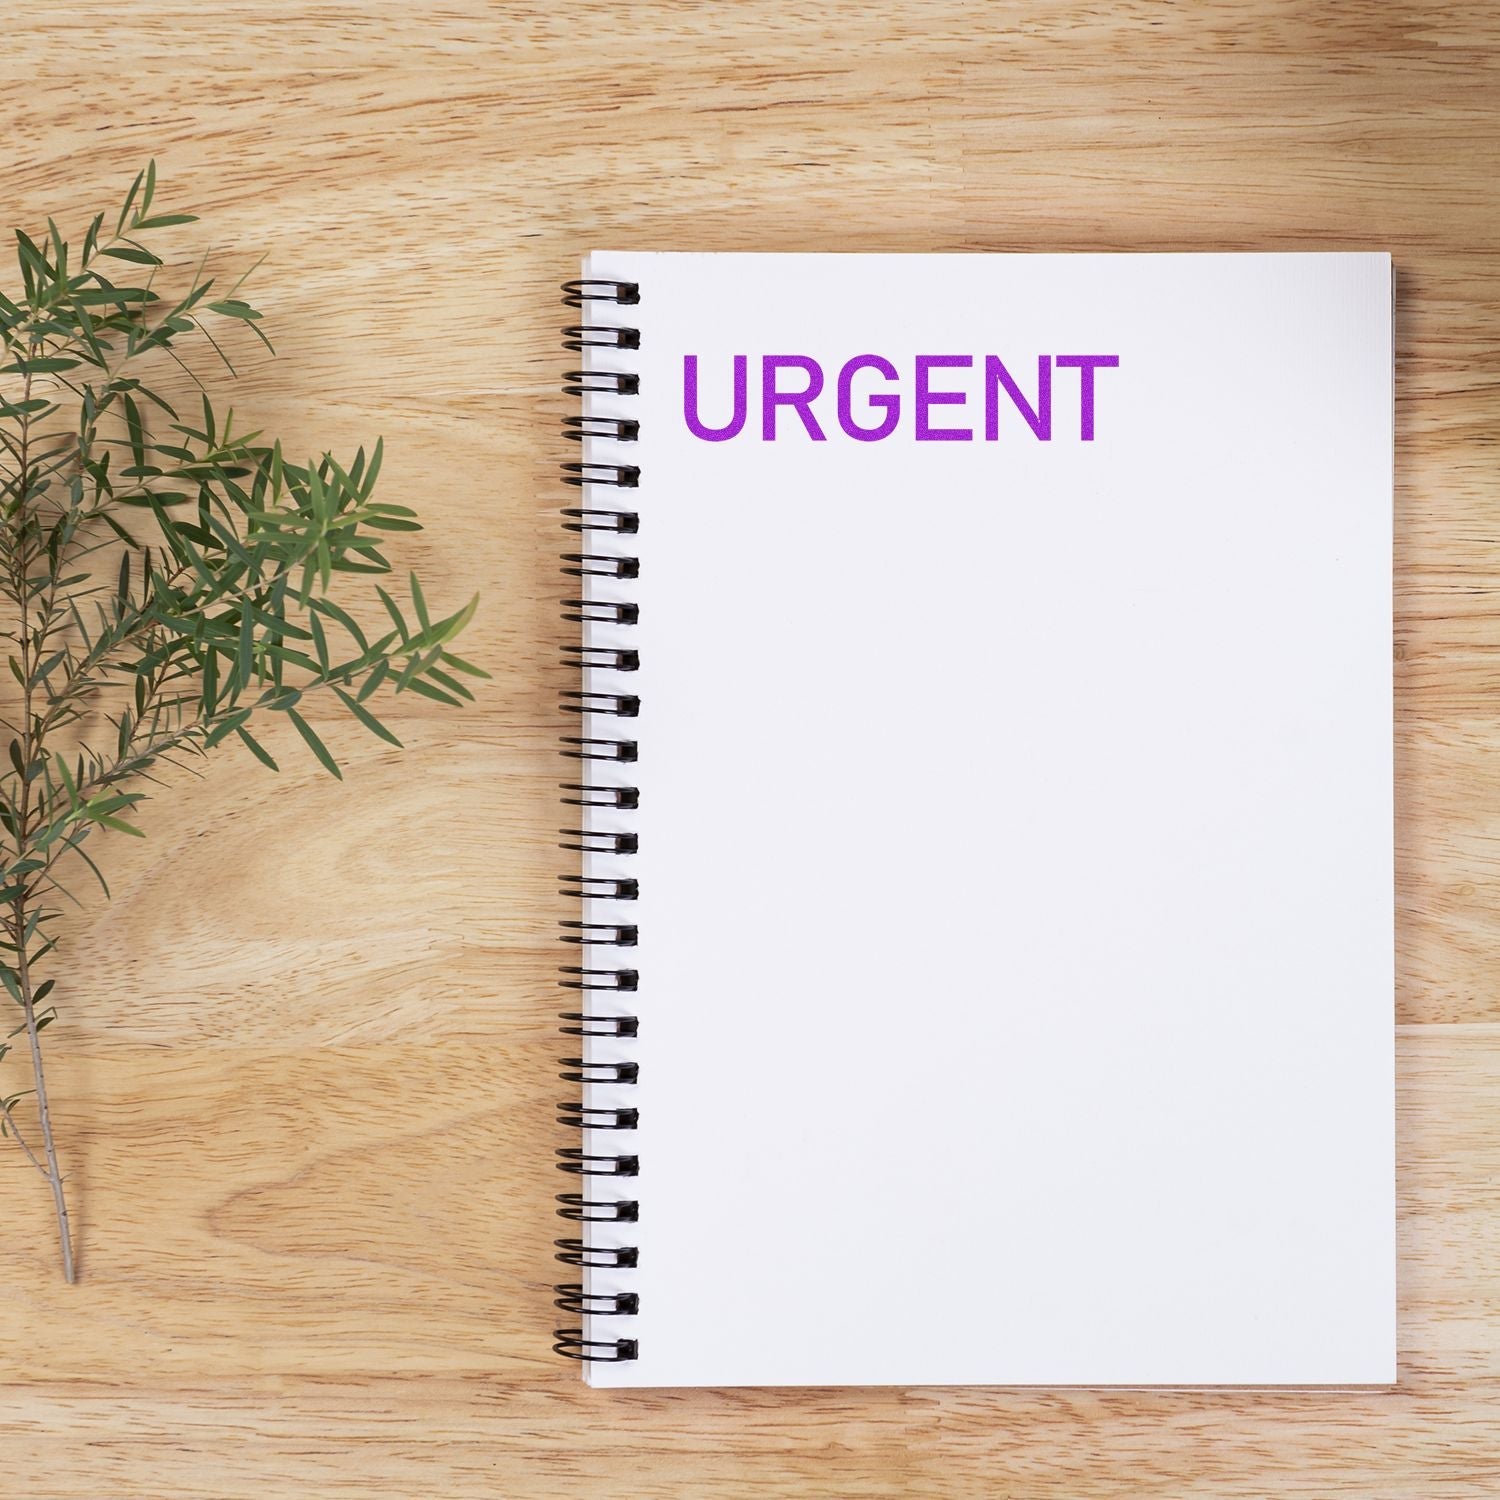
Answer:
[553, 252, 1395, 1388]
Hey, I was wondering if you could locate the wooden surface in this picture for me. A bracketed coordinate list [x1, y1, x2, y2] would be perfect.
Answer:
[1, 2, 1497, 1495]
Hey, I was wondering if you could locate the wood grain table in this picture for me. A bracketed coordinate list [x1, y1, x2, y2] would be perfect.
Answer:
[2, 3, 1497, 1495]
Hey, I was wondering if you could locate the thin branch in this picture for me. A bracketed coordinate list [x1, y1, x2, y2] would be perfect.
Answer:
[2, 346, 77, 1280]
[11, 903, 75, 1280]
[0, 166, 476, 1286]
[0, 1093, 51, 1179]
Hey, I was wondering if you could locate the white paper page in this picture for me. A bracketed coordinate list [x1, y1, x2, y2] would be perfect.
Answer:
[572, 252, 1394, 1387]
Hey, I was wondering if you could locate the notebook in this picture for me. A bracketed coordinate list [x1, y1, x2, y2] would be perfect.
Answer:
[552, 252, 1395, 1388]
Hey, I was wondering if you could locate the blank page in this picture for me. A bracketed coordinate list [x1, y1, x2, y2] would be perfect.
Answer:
[570, 252, 1394, 1387]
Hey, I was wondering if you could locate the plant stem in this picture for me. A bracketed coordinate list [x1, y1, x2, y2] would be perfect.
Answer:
[0, 1094, 49, 1177]
[7, 347, 75, 1282]
[13, 904, 74, 1283]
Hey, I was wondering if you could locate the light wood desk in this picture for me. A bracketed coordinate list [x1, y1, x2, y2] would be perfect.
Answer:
[2, 3, 1496, 1494]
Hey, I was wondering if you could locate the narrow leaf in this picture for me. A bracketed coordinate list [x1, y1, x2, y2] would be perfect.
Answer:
[335, 688, 402, 747]
[91, 811, 146, 838]
[285, 708, 342, 779]
[235, 726, 279, 772]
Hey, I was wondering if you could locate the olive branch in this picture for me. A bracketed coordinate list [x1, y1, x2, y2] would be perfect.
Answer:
[0, 163, 482, 1280]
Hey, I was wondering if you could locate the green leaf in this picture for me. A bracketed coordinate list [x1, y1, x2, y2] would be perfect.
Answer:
[237, 601, 254, 686]
[356, 657, 389, 703]
[400, 676, 463, 708]
[6, 356, 81, 374]
[203, 709, 250, 749]
[117, 167, 146, 232]
[359, 437, 383, 498]
[410, 592, 479, 651]
[310, 597, 368, 653]
[363, 512, 422, 532]
[334, 688, 402, 747]
[90, 811, 146, 838]
[208, 299, 262, 322]
[100, 512, 140, 547]
[202, 641, 220, 711]
[309, 610, 329, 672]
[47, 216, 67, 278]
[235, 726, 279, 772]
[55, 755, 80, 810]
[285, 708, 341, 779]
[0, 397, 53, 419]
[122, 393, 145, 471]
[425, 666, 474, 702]
[71, 284, 153, 306]
[99, 245, 162, 266]
[439, 649, 491, 681]
[71, 839, 112, 899]
[15, 229, 51, 295]
[374, 586, 409, 643]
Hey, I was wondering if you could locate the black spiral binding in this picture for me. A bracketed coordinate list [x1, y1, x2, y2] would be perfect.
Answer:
[553, 276, 642, 1366]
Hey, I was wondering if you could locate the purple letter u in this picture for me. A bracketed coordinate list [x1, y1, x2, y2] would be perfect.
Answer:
[684, 355, 748, 441]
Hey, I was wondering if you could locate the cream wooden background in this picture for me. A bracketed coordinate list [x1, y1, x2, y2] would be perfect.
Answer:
[1, 2, 1497, 1495]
